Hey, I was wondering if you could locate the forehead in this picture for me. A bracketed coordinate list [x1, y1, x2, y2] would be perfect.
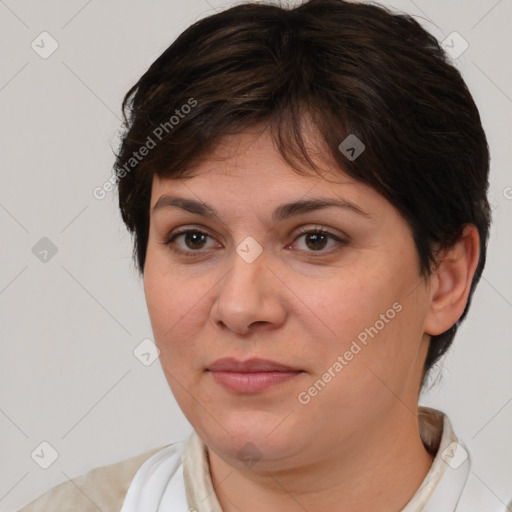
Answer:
[150, 127, 358, 199]
[148, 136, 396, 232]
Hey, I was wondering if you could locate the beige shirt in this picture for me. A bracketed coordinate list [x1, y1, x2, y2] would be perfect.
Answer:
[18, 407, 500, 511]
[19, 445, 164, 512]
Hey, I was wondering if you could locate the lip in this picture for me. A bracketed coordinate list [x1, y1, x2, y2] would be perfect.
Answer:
[207, 357, 303, 393]
[208, 357, 301, 373]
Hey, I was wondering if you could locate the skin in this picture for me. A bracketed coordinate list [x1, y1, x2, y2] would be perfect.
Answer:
[143, 125, 480, 512]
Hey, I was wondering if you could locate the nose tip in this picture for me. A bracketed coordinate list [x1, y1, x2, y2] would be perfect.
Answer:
[210, 256, 287, 336]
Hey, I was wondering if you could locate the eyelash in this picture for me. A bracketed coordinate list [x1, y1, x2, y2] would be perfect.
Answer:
[162, 226, 347, 258]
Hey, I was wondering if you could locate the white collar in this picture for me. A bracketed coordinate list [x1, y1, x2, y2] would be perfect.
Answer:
[403, 407, 470, 510]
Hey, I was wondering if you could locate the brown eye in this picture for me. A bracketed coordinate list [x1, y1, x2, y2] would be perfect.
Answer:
[164, 229, 218, 256]
[303, 232, 329, 251]
[292, 228, 345, 254]
[182, 231, 208, 250]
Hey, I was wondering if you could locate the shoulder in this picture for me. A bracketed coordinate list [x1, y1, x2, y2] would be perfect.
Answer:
[18, 444, 177, 512]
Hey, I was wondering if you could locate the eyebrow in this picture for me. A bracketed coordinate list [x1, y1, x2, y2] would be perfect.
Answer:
[152, 194, 371, 222]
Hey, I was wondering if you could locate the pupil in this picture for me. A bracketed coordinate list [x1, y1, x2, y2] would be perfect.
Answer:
[306, 233, 327, 250]
[186, 232, 206, 249]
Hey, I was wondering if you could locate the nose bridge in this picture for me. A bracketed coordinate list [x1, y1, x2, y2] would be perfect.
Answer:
[221, 243, 266, 306]
[212, 241, 285, 333]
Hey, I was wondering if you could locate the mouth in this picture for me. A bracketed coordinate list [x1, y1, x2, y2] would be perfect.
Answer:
[207, 357, 304, 393]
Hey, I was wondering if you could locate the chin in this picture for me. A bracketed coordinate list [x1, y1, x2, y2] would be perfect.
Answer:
[195, 410, 303, 465]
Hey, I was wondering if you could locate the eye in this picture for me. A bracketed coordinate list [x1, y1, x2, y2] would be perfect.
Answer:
[291, 227, 346, 254]
[163, 226, 347, 258]
[164, 229, 218, 256]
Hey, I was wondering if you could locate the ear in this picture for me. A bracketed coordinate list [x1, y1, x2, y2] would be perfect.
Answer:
[424, 225, 481, 336]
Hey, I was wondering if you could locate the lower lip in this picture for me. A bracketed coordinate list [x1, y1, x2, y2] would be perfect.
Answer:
[209, 371, 302, 393]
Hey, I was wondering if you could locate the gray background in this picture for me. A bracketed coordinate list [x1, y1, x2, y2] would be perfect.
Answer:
[1, 0, 510, 510]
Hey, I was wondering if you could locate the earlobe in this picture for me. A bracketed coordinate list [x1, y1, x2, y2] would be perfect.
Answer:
[424, 225, 480, 336]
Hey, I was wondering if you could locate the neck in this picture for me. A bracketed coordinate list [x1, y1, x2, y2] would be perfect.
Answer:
[208, 408, 434, 512]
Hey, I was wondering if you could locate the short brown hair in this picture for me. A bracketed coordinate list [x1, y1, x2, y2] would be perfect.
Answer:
[114, 0, 491, 381]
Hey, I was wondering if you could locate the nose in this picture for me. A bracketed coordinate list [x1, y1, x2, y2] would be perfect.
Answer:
[210, 247, 287, 336]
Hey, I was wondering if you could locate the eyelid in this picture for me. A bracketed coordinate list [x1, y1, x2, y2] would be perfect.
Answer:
[164, 223, 347, 241]
[294, 224, 346, 239]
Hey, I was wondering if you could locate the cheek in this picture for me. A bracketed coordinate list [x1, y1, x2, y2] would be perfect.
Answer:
[144, 251, 202, 364]
[300, 267, 395, 348]
[298, 255, 426, 382]
[144, 266, 212, 417]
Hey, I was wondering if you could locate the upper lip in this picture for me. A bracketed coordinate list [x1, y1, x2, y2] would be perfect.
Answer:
[207, 357, 301, 373]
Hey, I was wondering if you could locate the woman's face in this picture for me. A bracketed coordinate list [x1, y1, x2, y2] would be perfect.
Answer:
[144, 127, 433, 470]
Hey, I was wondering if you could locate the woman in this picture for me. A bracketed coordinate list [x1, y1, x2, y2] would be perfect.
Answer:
[19, 0, 509, 510]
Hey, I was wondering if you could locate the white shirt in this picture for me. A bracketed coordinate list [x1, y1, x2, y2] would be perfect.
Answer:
[119, 407, 510, 512]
